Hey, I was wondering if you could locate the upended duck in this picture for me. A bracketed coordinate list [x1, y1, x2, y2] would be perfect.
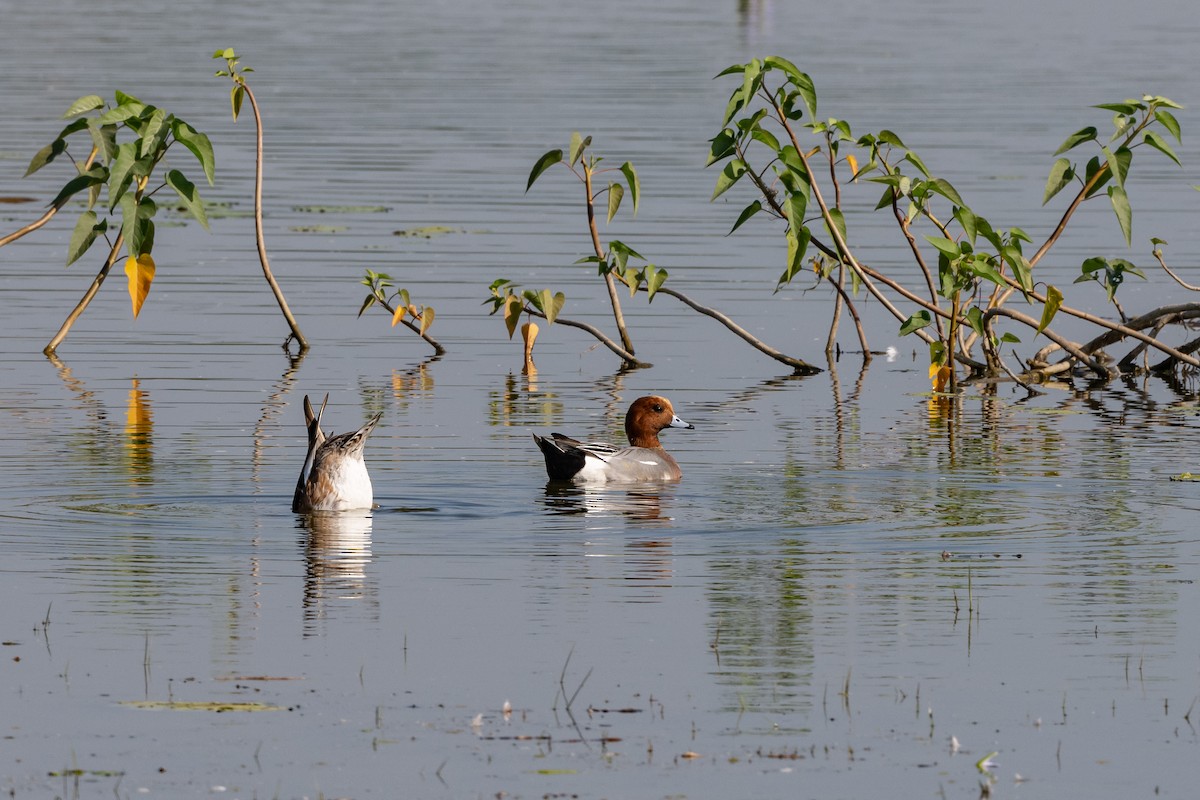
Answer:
[533, 395, 694, 483]
[292, 394, 383, 512]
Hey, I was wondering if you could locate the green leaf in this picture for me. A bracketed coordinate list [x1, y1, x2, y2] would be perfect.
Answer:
[728, 200, 762, 235]
[107, 141, 139, 210]
[121, 194, 157, 257]
[642, 265, 668, 302]
[1083, 156, 1112, 197]
[1108, 185, 1132, 246]
[739, 59, 762, 113]
[1042, 157, 1074, 205]
[139, 107, 168, 159]
[1054, 127, 1097, 155]
[1003, 247, 1034, 294]
[964, 256, 1005, 286]
[1038, 285, 1063, 334]
[1094, 101, 1141, 115]
[925, 236, 961, 259]
[750, 128, 781, 153]
[778, 226, 811, 291]
[25, 138, 67, 177]
[1154, 108, 1182, 143]
[714, 63, 746, 79]
[954, 206, 978, 245]
[900, 310, 933, 336]
[904, 151, 931, 178]
[1101, 145, 1132, 188]
[964, 305, 986, 336]
[721, 86, 746, 126]
[231, 85, 244, 120]
[1143, 130, 1181, 166]
[928, 177, 963, 206]
[546, 290, 566, 324]
[49, 167, 106, 210]
[791, 71, 818, 119]
[172, 121, 216, 185]
[88, 120, 118, 162]
[620, 162, 639, 216]
[878, 130, 907, 148]
[526, 149, 563, 192]
[606, 182, 624, 223]
[712, 158, 746, 200]
[357, 294, 376, 317]
[63, 95, 105, 118]
[66, 211, 105, 266]
[763, 55, 803, 84]
[166, 169, 210, 230]
[1000, 332, 1021, 343]
[824, 208, 846, 242]
[706, 129, 737, 166]
[97, 100, 146, 127]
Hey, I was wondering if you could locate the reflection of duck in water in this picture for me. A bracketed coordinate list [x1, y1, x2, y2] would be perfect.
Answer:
[292, 394, 382, 512]
[533, 395, 694, 483]
[302, 511, 374, 610]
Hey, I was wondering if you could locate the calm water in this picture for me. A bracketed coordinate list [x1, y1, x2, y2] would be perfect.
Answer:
[3, 0, 1200, 798]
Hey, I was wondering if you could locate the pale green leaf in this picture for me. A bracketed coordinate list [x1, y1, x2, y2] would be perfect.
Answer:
[607, 183, 623, 223]
[1109, 185, 1132, 245]
[1042, 158, 1074, 205]
[619, 162, 639, 216]
[1038, 285, 1063, 334]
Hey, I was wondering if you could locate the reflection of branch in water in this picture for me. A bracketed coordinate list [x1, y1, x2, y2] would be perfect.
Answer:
[551, 646, 593, 749]
[252, 349, 307, 491]
[388, 353, 441, 413]
[300, 511, 377, 636]
[45, 351, 108, 427]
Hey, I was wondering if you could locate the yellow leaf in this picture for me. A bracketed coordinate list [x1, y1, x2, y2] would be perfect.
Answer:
[522, 320, 539, 354]
[418, 306, 434, 335]
[504, 293, 523, 339]
[930, 363, 951, 393]
[124, 253, 155, 319]
[391, 304, 406, 327]
[846, 154, 859, 181]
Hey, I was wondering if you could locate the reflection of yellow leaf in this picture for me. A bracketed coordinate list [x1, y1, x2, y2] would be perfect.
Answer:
[846, 154, 859, 181]
[124, 254, 155, 319]
[522, 321, 539, 372]
[391, 305, 406, 327]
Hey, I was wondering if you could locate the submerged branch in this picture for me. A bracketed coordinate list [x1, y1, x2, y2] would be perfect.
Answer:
[524, 306, 650, 369]
[44, 231, 125, 356]
[650, 286, 821, 374]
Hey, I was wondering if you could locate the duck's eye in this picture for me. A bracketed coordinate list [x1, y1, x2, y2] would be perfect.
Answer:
[653, 404, 663, 412]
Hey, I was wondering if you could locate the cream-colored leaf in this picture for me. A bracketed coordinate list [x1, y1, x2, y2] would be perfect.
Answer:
[391, 304, 406, 327]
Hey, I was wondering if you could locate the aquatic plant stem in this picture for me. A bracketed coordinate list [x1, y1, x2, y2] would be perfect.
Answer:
[649, 286, 820, 375]
[522, 304, 649, 367]
[371, 298, 446, 356]
[43, 231, 125, 356]
[582, 161, 636, 361]
[0, 148, 99, 249]
[242, 83, 309, 353]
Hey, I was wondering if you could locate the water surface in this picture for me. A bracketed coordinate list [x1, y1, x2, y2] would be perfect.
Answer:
[2, 0, 1200, 797]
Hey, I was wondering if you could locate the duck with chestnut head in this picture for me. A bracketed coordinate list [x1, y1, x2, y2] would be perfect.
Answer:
[533, 395, 694, 483]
